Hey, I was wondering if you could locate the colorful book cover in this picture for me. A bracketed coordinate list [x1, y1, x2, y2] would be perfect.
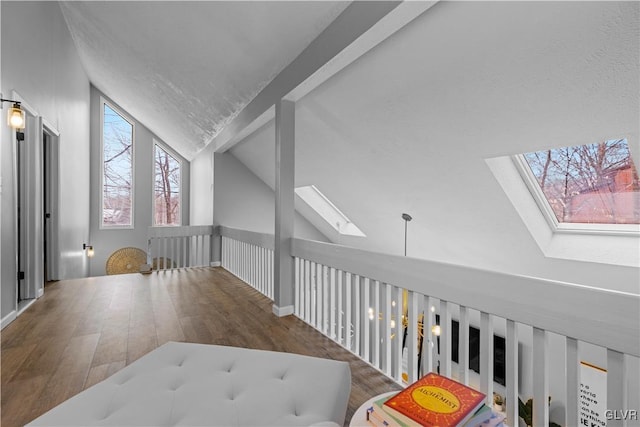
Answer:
[382, 373, 486, 426]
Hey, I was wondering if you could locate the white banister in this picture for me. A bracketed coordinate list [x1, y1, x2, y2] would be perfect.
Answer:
[147, 225, 214, 271]
[213, 226, 639, 423]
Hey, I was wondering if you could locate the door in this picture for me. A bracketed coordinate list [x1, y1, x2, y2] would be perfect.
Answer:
[42, 124, 60, 282]
[16, 112, 43, 302]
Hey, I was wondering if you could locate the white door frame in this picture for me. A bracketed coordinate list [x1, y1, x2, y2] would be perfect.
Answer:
[11, 90, 46, 310]
[42, 119, 60, 282]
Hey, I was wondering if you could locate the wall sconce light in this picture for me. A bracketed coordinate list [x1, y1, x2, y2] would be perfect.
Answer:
[83, 243, 95, 258]
[431, 324, 441, 336]
[1, 96, 25, 130]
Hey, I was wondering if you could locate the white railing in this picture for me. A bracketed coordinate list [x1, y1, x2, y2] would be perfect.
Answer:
[147, 225, 214, 271]
[220, 227, 274, 300]
[216, 226, 640, 427]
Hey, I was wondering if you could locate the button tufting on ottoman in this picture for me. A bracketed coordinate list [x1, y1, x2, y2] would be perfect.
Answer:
[26, 342, 351, 426]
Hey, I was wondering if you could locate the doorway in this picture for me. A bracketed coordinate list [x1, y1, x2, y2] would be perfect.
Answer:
[13, 96, 60, 312]
[42, 125, 59, 283]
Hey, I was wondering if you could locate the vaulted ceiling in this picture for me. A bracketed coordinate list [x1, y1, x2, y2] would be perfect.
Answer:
[60, 1, 349, 160]
[59, 1, 639, 289]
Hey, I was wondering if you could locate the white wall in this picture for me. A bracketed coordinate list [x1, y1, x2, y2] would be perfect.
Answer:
[88, 87, 190, 276]
[190, 143, 214, 226]
[212, 152, 327, 242]
[1, 1, 91, 321]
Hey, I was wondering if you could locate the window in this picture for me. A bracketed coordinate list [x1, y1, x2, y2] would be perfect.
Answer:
[102, 102, 134, 228]
[518, 139, 639, 229]
[295, 185, 365, 236]
[153, 144, 181, 226]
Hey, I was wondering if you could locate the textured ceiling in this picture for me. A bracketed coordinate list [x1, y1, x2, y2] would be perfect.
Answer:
[60, 1, 349, 160]
[230, 1, 639, 287]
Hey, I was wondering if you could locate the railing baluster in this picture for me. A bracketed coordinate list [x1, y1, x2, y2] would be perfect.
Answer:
[323, 265, 329, 335]
[383, 283, 392, 377]
[304, 259, 311, 323]
[316, 263, 323, 332]
[506, 319, 519, 427]
[532, 327, 549, 427]
[480, 312, 494, 405]
[361, 277, 370, 362]
[354, 275, 361, 356]
[566, 337, 578, 427]
[440, 300, 451, 378]
[421, 296, 434, 376]
[394, 285, 403, 383]
[407, 291, 419, 383]
[459, 305, 470, 384]
[329, 267, 337, 341]
[372, 279, 381, 369]
[345, 273, 353, 352]
[338, 270, 345, 346]
[607, 349, 626, 427]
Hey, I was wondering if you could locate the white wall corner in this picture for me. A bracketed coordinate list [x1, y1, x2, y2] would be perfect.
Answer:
[210, 261, 221, 267]
[272, 304, 294, 317]
[37, 287, 44, 298]
[1, 311, 17, 330]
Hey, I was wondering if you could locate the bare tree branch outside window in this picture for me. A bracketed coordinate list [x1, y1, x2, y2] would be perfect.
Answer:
[523, 139, 639, 224]
[102, 104, 133, 226]
[154, 145, 181, 226]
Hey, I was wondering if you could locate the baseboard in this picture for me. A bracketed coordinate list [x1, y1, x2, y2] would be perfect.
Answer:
[210, 261, 221, 267]
[1, 310, 17, 330]
[272, 304, 294, 317]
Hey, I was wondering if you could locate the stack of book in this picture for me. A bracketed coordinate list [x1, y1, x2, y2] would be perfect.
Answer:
[366, 373, 506, 427]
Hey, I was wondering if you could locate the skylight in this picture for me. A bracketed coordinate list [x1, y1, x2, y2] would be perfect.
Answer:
[295, 185, 366, 237]
[519, 139, 639, 226]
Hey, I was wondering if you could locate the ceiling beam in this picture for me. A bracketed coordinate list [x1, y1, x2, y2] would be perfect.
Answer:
[209, 0, 438, 154]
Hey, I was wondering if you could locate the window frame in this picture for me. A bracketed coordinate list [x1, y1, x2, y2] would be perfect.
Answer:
[152, 140, 183, 227]
[513, 154, 639, 237]
[295, 185, 366, 237]
[100, 97, 135, 230]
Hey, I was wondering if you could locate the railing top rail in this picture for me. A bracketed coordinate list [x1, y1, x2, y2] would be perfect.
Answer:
[291, 238, 640, 357]
[218, 225, 275, 250]
[148, 225, 215, 239]
[214, 226, 639, 356]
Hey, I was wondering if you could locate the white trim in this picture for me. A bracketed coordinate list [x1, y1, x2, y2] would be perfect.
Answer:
[210, 261, 221, 267]
[1, 311, 17, 330]
[17, 299, 37, 316]
[37, 287, 44, 298]
[99, 96, 135, 230]
[272, 304, 294, 317]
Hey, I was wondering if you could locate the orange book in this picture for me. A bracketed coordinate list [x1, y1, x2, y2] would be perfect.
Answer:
[382, 373, 486, 426]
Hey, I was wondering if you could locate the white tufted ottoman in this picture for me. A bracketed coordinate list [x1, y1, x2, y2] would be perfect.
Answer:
[26, 342, 351, 426]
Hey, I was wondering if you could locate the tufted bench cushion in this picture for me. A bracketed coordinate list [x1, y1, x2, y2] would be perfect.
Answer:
[26, 342, 351, 426]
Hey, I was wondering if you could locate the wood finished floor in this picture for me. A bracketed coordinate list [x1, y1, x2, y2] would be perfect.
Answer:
[1, 267, 401, 427]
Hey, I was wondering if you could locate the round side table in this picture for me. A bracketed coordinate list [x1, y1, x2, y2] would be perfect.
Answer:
[349, 391, 398, 427]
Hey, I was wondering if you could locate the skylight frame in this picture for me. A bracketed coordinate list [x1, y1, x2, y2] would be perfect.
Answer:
[512, 153, 640, 237]
[295, 185, 366, 237]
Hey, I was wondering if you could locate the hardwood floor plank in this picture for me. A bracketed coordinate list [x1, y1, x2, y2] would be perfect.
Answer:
[84, 361, 127, 389]
[1, 267, 401, 427]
